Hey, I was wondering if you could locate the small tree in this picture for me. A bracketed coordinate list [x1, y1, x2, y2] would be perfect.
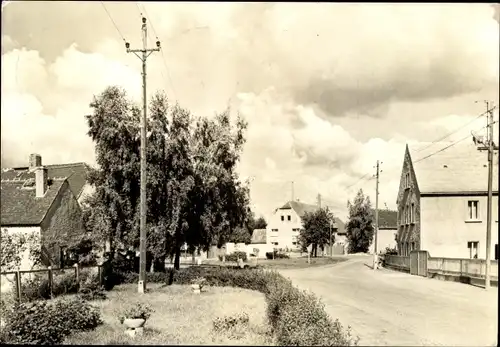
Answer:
[299, 208, 335, 257]
[346, 189, 374, 253]
[253, 217, 267, 230]
[0, 229, 42, 272]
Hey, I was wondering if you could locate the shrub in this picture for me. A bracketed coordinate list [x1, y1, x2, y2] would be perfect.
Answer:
[118, 303, 154, 324]
[265, 251, 290, 260]
[212, 312, 250, 332]
[2, 297, 102, 344]
[225, 251, 248, 262]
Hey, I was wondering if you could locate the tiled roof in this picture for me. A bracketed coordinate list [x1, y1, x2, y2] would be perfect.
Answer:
[1, 179, 66, 226]
[280, 201, 318, 218]
[371, 209, 397, 229]
[408, 142, 498, 194]
[1, 163, 89, 199]
[251, 229, 266, 244]
[279, 201, 346, 234]
[333, 217, 346, 234]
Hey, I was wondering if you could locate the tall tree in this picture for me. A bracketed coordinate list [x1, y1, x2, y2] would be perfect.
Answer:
[299, 207, 335, 257]
[84, 86, 141, 253]
[346, 189, 374, 253]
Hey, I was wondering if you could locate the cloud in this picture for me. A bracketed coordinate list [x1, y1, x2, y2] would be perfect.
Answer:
[1, 3, 499, 220]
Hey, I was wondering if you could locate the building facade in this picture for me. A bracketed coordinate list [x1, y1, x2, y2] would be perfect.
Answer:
[396, 143, 499, 260]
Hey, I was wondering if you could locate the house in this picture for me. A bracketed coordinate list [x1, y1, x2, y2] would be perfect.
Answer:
[368, 209, 398, 254]
[1, 154, 87, 270]
[1, 153, 92, 206]
[396, 142, 498, 259]
[267, 200, 345, 251]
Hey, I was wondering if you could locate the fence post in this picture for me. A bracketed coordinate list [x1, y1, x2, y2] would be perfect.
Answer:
[74, 263, 80, 291]
[98, 265, 103, 287]
[48, 266, 53, 299]
[15, 270, 22, 303]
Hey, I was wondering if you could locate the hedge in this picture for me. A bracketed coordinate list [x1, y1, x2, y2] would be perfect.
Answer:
[1, 296, 102, 344]
[115, 266, 358, 346]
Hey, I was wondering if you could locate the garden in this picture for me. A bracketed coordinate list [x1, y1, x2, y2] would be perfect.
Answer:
[0, 264, 359, 346]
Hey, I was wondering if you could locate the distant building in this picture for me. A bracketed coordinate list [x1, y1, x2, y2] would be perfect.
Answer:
[267, 200, 345, 251]
[368, 209, 398, 254]
[396, 143, 498, 259]
[1, 154, 87, 269]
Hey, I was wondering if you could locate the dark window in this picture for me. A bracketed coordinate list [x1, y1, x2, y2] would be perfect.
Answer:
[287, 215, 291, 221]
[495, 244, 498, 261]
[281, 216, 284, 221]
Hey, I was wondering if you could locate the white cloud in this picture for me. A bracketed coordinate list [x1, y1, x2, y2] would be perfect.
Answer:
[1, 3, 499, 220]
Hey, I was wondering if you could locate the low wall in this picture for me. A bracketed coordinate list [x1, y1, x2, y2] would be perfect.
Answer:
[384, 253, 498, 286]
[427, 257, 498, 281]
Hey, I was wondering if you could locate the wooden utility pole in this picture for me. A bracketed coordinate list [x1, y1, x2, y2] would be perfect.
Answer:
[126, 17, 160, 294]
[291, 181, 295, 201]
[317, 193, 322, 208]
[474, 101, 499, 290]
[373, 160, 380, 270]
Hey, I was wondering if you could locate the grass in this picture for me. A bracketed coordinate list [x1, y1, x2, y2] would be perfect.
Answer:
[63, 283, 273, 345]
[205, 256, 347, 270]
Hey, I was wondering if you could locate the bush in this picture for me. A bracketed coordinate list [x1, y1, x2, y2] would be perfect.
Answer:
[265, 251, 290, 260]
[19, 268, 101, 302]
[224, 251, 248, 262]
[2, 297, 102, 344]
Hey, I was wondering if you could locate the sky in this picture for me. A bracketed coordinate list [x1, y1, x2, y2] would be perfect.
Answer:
[1, 2, 499, 221]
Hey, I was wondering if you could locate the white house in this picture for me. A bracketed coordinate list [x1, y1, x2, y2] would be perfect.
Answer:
[267, 200, 345, 251]
[396, 142, 498, 260]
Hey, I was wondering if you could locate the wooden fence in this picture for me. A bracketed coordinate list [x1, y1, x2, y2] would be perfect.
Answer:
[0, 264, 102, 302]
[384, 251, 498, 281]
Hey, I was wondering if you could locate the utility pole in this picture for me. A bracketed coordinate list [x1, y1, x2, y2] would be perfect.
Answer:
[291, 181, 294, 202]
[126, 17, 160, 294]
[373, 160, 380, 270]
[317, 193, 322, 208]
[474, 101, 497, 290]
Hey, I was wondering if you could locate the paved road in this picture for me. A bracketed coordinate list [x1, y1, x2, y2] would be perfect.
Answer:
[278, 255, 498, 346]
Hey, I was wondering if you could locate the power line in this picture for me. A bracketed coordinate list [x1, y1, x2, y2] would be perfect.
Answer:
[415, 110, 492, 153]
[100, 1, 126, 42]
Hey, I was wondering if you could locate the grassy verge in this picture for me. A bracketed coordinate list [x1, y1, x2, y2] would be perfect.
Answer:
[64, 283, 273, 345]
[115, 266, 359, 346]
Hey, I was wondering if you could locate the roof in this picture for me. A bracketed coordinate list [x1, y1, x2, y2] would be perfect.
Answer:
[372, 209, 398, 229]
[280, 200, 318, 218]
[279, 200, 346, 234]
[1, 179, 66, 226]
[1, 163, 89, 199]
[251, 229, 266, 244]
[333, 217, 346, 234]
[407, 142, 498, 194]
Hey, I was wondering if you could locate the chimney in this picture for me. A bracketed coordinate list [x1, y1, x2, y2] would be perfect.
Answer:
[35, 167, 48, 197]
[29, 153, 42, 171]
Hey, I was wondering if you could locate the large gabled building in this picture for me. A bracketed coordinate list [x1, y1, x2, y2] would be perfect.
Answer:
[396, 142, 498, 259]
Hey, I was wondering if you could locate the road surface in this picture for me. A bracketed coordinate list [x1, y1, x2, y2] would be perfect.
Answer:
[278, 255, 498, 346]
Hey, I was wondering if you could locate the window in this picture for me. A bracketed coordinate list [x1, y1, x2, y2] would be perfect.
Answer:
[287, 215, 291, 221]
[408, 204, 412, 224]
[292, 242, 297, 246]
[271, 229, 278, 232]
[467, 200, 479, 221]
[272, 242, 279, 246]
[411, 203, 415, 223]
[281, 216, 284, 221]
[292, 228, 300, 232]
[411, 242, 415, 251]
[467, 241, 479, 259]
[404, 172, 410, 189]
[495, 244, 498, 261]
